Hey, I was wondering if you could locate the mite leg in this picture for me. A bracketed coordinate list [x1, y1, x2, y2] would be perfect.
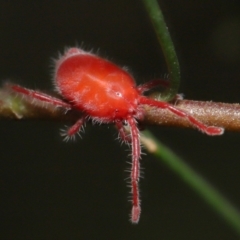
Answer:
[137, 79, 184, 102]
[60, 116, 86, 141]
[139, 96, 224, 136]
[126, 116, 141, 224]
[137, 79, 169, 94]
[115, 120, 132, 143]
[8, 84, 71, 110]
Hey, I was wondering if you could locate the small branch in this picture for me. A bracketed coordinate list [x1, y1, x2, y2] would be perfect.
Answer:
[1, 88, 240, 132]
[142, 0, 180, 100]
[141, 131, 240, 235]
[144, 100, 240, 132]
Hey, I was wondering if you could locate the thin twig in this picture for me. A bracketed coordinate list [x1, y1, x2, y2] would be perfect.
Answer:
[141, 131, 240, 235]
[1, 88, 240, 132]
[144, 99, 240, 132]
[142, 0, 180, 100]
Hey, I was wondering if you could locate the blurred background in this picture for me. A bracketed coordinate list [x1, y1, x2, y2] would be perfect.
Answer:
[1, 0, 240, 239]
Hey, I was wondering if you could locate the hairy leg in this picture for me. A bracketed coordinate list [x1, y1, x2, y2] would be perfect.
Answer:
[127, 116, 141, 223]
[137, 79, 169, 94]
[8, 84, 71, 109]
[115, 120, 132, 143]
[139, 96, 224, 135]
[60, 116, 86, 141]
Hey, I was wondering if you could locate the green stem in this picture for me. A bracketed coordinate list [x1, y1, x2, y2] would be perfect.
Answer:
[142, 0, 180, 100]
[141, 131, 240, 235]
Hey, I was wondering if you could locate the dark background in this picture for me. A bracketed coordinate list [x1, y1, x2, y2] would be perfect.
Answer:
[1, 1, 240, 239]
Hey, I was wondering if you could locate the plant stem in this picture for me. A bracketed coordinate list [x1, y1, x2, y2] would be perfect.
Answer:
[144, 99, 240, 132]
[2, 88, 240, 132]
[141, 131, 240, 235]
[142, 0, 180, 100]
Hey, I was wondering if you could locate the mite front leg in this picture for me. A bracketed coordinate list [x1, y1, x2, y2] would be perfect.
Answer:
[139, 96, 224, 136]
[137, 79, 169, 94]
[8, 84, 71, 110]
[60, 116, 86, 141]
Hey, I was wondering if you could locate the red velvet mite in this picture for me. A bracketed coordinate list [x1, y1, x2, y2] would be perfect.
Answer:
[10, 47, 224, 223]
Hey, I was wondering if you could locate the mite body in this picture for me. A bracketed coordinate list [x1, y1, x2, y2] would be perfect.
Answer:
[55, 48, 141, 122]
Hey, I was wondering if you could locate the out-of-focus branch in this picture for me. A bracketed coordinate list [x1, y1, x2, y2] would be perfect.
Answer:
[1, 88, 240, 131]
[140, 131, 240, 235]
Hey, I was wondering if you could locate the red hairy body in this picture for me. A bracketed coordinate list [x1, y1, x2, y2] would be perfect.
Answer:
[55, 48, 141, 122]
[10, 47, 224, 223]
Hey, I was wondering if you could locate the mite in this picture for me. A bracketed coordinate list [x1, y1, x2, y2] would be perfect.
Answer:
[10, 48, 224, 223]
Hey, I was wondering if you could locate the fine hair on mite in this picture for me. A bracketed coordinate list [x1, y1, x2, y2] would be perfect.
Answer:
[9, 47, 224, 224]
